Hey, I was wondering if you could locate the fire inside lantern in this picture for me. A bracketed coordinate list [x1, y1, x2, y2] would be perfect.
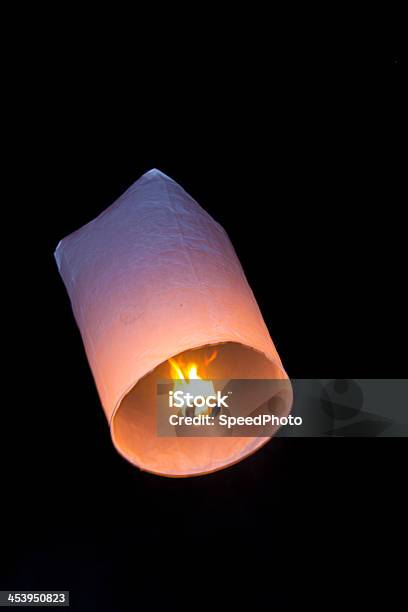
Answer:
[168, 350, 218, 416]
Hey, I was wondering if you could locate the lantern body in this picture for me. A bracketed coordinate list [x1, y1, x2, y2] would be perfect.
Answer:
[55, 169, 290, 476]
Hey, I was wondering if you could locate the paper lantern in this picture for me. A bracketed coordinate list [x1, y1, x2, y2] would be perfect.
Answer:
[55, 169, 290, 476]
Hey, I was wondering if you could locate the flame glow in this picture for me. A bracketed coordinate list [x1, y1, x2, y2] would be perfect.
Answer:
[169, 350, 218, 383]
[168, 351, 218, 416]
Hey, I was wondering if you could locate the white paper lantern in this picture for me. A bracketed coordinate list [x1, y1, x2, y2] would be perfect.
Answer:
[55, 169, 290, 476]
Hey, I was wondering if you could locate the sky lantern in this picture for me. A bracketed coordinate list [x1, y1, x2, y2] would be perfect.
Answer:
[55, 169, 291, 476]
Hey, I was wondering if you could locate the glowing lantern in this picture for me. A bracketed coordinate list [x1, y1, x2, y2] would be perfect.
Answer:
[55, 169, 290, 476]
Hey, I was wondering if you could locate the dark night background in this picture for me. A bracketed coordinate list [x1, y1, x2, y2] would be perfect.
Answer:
[1, 10, 405, 611]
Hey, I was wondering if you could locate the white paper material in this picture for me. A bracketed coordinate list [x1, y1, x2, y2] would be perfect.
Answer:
[55, 169, 289, 476]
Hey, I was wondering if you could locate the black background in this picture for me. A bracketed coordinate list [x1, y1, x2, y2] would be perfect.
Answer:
[1, 12, 406, 610]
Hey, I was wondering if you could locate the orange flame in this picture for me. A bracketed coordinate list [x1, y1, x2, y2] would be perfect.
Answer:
[168, 350, 218, 416]
[168, 350, 218, 382]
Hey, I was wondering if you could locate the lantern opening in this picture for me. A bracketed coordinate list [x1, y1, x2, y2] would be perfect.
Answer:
[110, 341, 290, 477]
